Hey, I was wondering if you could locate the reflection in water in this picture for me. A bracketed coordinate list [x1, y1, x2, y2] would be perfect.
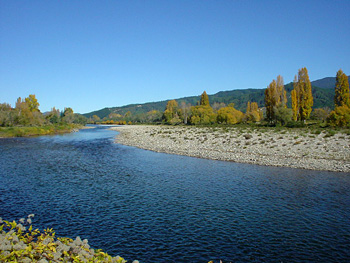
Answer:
[0, 125, 349, 262]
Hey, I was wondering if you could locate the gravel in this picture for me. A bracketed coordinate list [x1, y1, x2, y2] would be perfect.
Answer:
[113, 125, 350, 173]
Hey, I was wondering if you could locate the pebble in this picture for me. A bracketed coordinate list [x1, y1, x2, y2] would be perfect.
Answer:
[113, 125, 350, 173]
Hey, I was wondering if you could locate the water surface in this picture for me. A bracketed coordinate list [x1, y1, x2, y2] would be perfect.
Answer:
[0, 126, 349, 262]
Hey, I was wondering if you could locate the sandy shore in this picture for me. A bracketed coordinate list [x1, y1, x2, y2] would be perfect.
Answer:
[112, 125, 350, 173]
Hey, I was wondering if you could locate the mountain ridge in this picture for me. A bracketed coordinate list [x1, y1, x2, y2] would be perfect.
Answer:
[83, 76, 347, 119]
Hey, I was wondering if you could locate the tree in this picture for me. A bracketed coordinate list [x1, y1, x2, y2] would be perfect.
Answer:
[217, 105, 244, 124]
[274, 105, 293, 126]
[328, 105, 350, 127]
[276, 75, 287, 107]
[163, 100, 181, 124]
[292, 67, 313, 121]
[25, 94, 40, 112]
[245, 101, 262, 122]
[179, 101, 191, 124]
[92, 115, 101, 124]
[291, 75, 299, 121]
[264, 75, 287, 123]
[62, 107, 74, 123]
[0, 103, 13, 126]
[334, 69, 349, 107]
[312, 108, 331, 122]
[200, 91, 210, 106]
[264, 79, 277, 122]
[46, 107, 61, 124]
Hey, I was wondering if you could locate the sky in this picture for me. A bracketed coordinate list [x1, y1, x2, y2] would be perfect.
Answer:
[1, 0, 350, 114]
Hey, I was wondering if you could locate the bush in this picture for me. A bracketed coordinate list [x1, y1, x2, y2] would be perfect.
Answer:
[0, 215, 129, 263]
[328, 105, 350, 127]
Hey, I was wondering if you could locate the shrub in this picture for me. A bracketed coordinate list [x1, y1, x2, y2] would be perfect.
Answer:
[0, 215, 129, 263]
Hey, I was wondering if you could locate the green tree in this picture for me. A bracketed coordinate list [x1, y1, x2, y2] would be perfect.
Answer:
[0, 103, 13, 126]
[46, 107, 61, 124]
[274, 105, 293, 126]
[25, 94, 40, 112]
[62, 107, 74, 123]
[334, 69, 350, 107]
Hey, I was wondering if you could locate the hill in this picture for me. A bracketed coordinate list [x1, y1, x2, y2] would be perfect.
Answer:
[83, 76, 342, 119]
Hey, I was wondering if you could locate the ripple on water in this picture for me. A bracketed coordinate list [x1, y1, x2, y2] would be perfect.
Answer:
[0, 126, 350, 263]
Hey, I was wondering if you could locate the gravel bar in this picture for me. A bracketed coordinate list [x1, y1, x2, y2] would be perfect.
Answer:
[112, 125, 350, 173]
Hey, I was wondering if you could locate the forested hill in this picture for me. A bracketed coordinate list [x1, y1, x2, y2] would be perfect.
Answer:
[83, 76, 346, 119]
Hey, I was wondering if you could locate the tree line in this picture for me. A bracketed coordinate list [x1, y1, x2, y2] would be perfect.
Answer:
[161, 67, 349, 127]
[88, 67, 349, 127]
[0, 94, 87, 127]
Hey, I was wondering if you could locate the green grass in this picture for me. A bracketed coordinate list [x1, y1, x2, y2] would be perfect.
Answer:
[0, 124, 83, 138]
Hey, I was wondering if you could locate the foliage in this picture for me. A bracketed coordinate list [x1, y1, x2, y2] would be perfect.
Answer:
[264, 75, 287, 123]
[217, 106, 244, 124]
[0, 215, 128, 263]
[163, 100, 181, 124]
[245, 101, 263, 122]
[292, 67, 313, 121]
[190, 105, 216, 125]
[311, 108, 331, 122]
[0, 124, 83, 138]
[328, 105, 350, 127]
[83, 76, 339, 120]
[334, 69, 350, 107]
[200, 91, 210, 106]
[0, 95, 87, 129]
[273, 105, 293, 126]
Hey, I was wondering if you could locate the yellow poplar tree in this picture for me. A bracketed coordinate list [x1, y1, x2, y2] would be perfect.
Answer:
[291, 75, 299, 121]
[264, 80, 277, 122]
[264, 75, 287, 123]
[297, 67, 313, 121]
[200, 91, 210, 106]
[334, 69, 350, 107]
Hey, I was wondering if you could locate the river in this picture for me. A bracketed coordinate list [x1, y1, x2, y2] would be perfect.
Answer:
[0, 125, 349, 262]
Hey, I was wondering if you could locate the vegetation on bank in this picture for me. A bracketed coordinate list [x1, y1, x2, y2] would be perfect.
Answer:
[90, 67, 350, 129]
[0, 215, 129, 263]
[0, 94, 87, 137]
[0, 124, 83, 138]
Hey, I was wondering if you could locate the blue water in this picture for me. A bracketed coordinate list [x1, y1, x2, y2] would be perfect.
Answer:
[0, 125, 349, 262]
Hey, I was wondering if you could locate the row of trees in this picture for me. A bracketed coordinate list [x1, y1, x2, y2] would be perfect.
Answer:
[162, 91, 262, 125]
[0, 94, 87, 127]
[264, 67, 349, 127]
[88, 67, 349, 127]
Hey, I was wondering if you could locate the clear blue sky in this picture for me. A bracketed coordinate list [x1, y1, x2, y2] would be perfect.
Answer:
[1, 0, 349, 114]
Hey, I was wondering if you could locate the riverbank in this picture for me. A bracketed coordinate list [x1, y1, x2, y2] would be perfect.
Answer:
[113, 125, 350, 172]
[0, 124, 85, 138]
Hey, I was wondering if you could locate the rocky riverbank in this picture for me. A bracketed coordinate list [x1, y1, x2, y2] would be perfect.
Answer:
[113, 125, 350, 173]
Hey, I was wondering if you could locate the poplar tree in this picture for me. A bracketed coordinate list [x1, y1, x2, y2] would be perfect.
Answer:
[291, 75, 299, 121]
[200, 91, 210, 106]
[264, 79, 277, 122]
[276, 75, 287, 107]
[291, 67, 313, 121]
[334, 69, 350, 107]
[298, 67, 313, 121]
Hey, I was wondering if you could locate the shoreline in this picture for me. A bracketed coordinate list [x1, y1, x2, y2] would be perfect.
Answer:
[112, 125, 350, 173]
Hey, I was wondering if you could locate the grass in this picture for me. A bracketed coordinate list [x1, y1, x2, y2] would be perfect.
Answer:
[0, 124, 83, 138]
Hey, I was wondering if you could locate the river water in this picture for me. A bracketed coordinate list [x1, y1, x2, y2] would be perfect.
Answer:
[0, 125, 349, 262]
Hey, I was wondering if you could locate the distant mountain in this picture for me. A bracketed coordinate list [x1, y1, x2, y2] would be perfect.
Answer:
[84, 76, 342, 119]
